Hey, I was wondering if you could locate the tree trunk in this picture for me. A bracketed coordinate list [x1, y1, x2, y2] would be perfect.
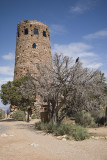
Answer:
[25, 110, 29, 122]
[51, 112, 59, 124]
[105, 106, 107, 126]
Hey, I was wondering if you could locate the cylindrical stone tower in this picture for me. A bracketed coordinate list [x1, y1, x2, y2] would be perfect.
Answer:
[14, 20, 52, 80]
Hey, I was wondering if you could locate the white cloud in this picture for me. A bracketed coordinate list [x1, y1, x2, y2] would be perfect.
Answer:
[52, 42, 102, 69]
[81, 58, 103, 69]
[2, 52, 15, 60]
[0, 66, 14, 76]
[52, 42, 96, 58]
[71, 6, 84, 13]
[83, 29, 107, 39]
[70, 0, 96, 14]
[0, 77, 13, 86]
[50, 24, 67, 35]
[86, 63, 103, 69]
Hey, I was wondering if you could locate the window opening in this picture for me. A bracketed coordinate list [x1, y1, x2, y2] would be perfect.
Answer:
[43, 31, 46, 37]
[34, 28, 38, 35]
[17, 32, 19, 37]
[24, 28, 28, 35]
[32, 43, 36, 48]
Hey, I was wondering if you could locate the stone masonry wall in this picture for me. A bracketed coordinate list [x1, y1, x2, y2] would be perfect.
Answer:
[12, 20, 52, 116]
[14, 20, 52, 80]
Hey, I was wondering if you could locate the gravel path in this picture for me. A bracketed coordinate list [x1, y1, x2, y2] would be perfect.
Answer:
[0, 124, 9, 134]
[0, 119, 107, 160]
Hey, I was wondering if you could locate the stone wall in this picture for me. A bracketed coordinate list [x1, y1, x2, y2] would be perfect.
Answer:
[12, 20, 52, 116]
[14, 20, 52, 80]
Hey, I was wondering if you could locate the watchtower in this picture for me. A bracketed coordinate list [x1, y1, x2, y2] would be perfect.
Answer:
[14, 20, 52, 80]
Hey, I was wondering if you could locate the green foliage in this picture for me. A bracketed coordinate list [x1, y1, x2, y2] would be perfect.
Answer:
[75, 111, 96, 127]
[53, 123, 71, 136]
[35, 122, 90, 141]
[12, 110, 25, 121]
[0, 76, 34, 110]
[31, 112, 40, 119]
[70, 124, 90, 141]
[31, 114, 37, 119]
[91, 109, 105, 125]
[0, 78, 25, 105]
[0, 81, 21, 105]
[0, 109, 5, 119]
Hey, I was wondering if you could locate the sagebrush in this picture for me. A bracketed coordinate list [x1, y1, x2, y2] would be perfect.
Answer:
[12, 110, 25, 121]
[75, 111, 96, 127]
[0, 109, 5, 119]
[35, 122, 90, 141]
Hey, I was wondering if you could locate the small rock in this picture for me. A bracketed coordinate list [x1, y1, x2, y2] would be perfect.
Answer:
[9, 134, 14, 137]
[105, 136, 107, 139]
[100, 136, 105, 139]
[62, 135, 67, 138]
[91, 136, 95, 139]
[1, 134, 8, 137]
[57, 136, 63, 140]
[30, 143, 39, 147]
[62, 138, 66, 141]
[94, 137, 99, 140]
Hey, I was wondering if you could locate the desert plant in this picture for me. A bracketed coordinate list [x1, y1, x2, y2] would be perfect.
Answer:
[75, 111, 96, 127]
[0, 109, 5, 119]
[70, 124, 90, 140]
[31, 112, 40, 119]
[35, 122, 90, 141]
[12, 110, 25, 121]
[91, 109, 105, 126]
[31, 114, 36, 119]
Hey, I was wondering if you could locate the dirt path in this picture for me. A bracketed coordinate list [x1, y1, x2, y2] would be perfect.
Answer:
[0, 119, 107, 160]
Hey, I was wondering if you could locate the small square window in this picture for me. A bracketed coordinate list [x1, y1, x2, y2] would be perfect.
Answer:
[43, 31, 46, 37]
[32, 43, 36, 48]
[24, 28, 28, 35]
[34, 28, 38, 35]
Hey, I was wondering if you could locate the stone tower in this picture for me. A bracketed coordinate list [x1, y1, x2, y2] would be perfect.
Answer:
[14, 20, 52, 80]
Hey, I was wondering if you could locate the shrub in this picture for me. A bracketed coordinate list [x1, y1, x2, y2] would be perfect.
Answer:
[45, 122, 55, 133]
[75, 111, 96, 127]
[53, 123, 71, 136]
[12, 110, 25, 121]
[0, 109, 5, 119]
[31, 114, 37, 119]
[35, 122, 90, 141]
[91, 109, 105, 126]
[35, 121, 54, 133]
[31, 112, 40, 119]
[70, 124, 90, 141]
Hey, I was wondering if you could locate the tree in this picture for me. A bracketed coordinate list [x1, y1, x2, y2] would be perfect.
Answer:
[0, 76, 36, 122]
[34, 53, 107, 123]
[0, 53, 106, 124]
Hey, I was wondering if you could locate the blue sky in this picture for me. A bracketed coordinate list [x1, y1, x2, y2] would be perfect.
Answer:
[0, 0, 107, 109]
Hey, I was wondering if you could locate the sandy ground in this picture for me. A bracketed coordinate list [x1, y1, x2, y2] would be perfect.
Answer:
[0, 119, 107, 160]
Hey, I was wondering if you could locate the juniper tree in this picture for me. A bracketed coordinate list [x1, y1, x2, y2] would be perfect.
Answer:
[0, 76, 36, 122]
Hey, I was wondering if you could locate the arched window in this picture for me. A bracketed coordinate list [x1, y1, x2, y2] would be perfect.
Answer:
[32, 43, 36, 48]
[34, 28, 38, 35]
